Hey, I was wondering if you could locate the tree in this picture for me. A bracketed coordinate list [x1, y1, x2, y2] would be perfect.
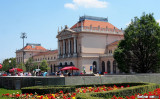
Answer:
[40, 60, 50, 71]
[25, 58, 37, 72]
[17, 62, 26, 71]
[114, 13, 160, 73]
[2, 58, 16, 71]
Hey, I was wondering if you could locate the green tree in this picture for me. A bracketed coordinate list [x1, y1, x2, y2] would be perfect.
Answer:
[2, 58, 16, 71]
[17, 62, 26, 71]
[114, 13, 160, 73]
[25, 58, 38, 72]
[40, 60, 50, 71]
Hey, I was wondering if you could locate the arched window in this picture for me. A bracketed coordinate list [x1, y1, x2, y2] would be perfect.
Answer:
[107, 61, 111, 73]
[65, 62, 67, 66]
[113, 60, 117, 73]
[70, 62, 73, 66]
[93, 61, 97, 73]
[59, 63, 62, 66]
[102, 61, 105, 73]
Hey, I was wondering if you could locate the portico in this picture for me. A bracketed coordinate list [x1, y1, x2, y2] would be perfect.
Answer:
[57, 26, 78, 58]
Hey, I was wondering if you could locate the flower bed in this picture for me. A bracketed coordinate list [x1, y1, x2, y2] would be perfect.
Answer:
[21, 82, 146, 95]
[76, 83, 159, 99]
[1, 83, 159, 99]
[112, 88, 160, 99]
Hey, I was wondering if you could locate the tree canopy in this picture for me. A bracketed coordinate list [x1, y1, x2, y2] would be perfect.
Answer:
[2, 58, 16, 71]
[25, 58, 38, 72]
[114, 13, 160, 73]
[40, 60, 50, 71]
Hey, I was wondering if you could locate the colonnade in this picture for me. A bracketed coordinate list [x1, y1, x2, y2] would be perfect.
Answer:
[58, 37, 77, 58]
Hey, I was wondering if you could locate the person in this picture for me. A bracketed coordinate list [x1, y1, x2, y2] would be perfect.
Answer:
[55, 71, 57, 76]
[28, 72, 31, 76]
[68, 72, 71, 76]
[18, 72, 20, 76]
[43, 72, 47, 76]
[15, 73, 18, 76]
[20, 72, 23, 76]
[60, 73, 64, 77]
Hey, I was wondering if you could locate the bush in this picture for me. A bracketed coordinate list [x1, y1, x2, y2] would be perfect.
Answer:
[76, 83, 159, 99]
[21, 86, 75, 95]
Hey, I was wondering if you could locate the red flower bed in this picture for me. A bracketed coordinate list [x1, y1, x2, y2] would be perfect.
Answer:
[111, 88, 160, 99]
[2, 85, 159, 99]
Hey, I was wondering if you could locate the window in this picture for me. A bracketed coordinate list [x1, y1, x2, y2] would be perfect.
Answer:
[109, 50, 112, 54]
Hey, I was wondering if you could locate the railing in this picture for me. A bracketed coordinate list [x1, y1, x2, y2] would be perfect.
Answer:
[100, 53, 113, 57]
[72, 26, 124, 34]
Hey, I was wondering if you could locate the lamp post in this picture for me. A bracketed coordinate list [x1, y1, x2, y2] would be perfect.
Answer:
[20, 32, 27, 68]
[9, 60, 11, 68]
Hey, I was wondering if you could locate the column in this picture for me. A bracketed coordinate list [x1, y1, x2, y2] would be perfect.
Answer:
[110, 60, 113, 74]
[105, 61, 107, 72]
[73, 37, 77, 56]
[68, 39, 70, 57]
[63, 40, 65, 58]
[58, 40, 60, 58]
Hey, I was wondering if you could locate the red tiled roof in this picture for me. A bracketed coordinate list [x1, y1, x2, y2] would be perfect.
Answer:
[22, 45, 47, 51]
[107, 40, 121, 46]
[71, 20, 118, 29]
[34, 50, 58, 57]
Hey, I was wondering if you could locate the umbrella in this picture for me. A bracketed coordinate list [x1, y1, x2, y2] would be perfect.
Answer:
[60, 66, 79, 71]
[60, 66, 79, 75]
[34, 69, 41, 72]
[9, 68, 23, 72]
[0, 64, 2, 69]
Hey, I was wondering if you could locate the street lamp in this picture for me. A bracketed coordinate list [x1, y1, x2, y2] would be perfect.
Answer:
[20, 32, 27, 66]
[9, 60, 11, 69]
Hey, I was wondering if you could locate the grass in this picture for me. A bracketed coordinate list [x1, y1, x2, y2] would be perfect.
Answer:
[0, 88, 21, 99]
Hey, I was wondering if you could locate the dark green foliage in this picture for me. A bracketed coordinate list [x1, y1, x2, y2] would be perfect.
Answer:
[114, 13, 160, 73]
[21, 86, 75, 95]
[76, 83, 159, 99]
[25, 58, 38, 72]
[40, 60, 50, 71]
[2, 58, 16, 71]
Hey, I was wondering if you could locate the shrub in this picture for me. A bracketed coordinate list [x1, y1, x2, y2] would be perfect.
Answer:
[22, 86, 75, 95]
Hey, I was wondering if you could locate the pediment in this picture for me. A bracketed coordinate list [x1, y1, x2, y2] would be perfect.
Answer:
[57, 28, 75, 37]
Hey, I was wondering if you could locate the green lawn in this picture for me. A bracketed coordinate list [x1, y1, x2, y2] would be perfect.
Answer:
[0, 88, 21, 99]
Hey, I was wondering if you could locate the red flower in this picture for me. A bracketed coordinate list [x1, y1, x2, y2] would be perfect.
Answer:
[83, 89, 86, 93]
[16, 94, 20, 97]
[59, 90, 63, 94]
[72, 93, 76, 96]
[5, 93, 10, 96]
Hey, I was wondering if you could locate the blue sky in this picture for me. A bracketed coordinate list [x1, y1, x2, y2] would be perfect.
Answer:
[0, 0, 160, 63]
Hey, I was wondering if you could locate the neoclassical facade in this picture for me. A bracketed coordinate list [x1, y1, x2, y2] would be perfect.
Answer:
[32, 50, 58, 74]
[16, 43, 47, 64]
[15, 16, 124, 74]
[56, 16, 124, 74]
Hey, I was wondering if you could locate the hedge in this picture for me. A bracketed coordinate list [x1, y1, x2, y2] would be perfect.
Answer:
[76, 83, 160, 99]
[21, 82, 147, 95]
[22, 86, 75, 95]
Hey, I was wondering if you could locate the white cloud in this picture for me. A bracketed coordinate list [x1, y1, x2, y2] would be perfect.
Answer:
[157, 19, 160, 24]
[126, 21, 131, 26]
[64, 0, 108, 10]
[64, 3, 77, 10]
